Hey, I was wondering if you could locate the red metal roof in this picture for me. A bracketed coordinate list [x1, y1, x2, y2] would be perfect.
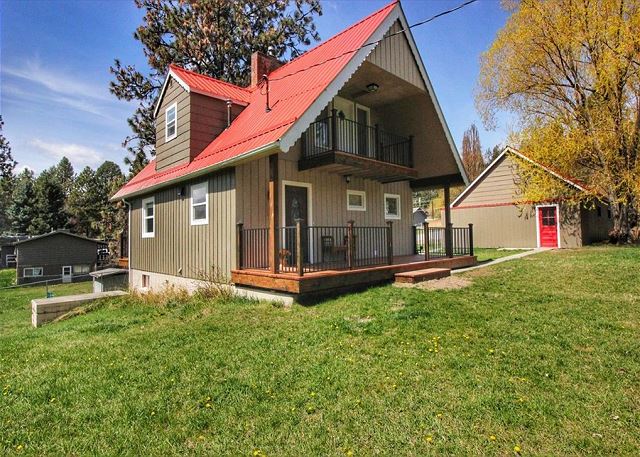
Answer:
[113, 0, 399, 200]
[168, 65, 252, 105]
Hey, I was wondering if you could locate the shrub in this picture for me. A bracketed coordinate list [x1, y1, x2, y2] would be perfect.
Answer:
[194, 267, 234, 301]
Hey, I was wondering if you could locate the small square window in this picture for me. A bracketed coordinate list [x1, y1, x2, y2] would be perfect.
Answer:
[384, 193, 401, 220]
[190, 182, 208, 225]
[347, 190, 366, 211]
[142, 274, 150, 288]
[165, 103, 177, 141]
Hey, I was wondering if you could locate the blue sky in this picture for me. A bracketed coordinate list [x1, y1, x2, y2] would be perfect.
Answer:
[1, 0, 511, 175]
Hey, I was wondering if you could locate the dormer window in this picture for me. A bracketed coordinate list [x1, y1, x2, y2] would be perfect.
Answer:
[165, 103, 177, 141]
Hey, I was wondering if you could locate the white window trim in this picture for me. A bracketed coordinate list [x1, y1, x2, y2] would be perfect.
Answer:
[142, 196, 155, 238]
[190, 181, 209, 226]
[24, 267, 43, 277]
[165, 102, 178, 142]
[535, 204, 561, 248]
[347, 189, 366, 211]
[384, 193, 402, 220]
[62, 266, 72, 276]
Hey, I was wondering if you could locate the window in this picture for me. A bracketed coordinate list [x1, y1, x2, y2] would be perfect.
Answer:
[24, 267, 43, 277]
[142, 196, 155, 238]
[541, 207, 556, 226]
[62, 266, 72, 276]
[142, 274, 150, 288]
[384, 193, 401, 220]
[73, 265, 90, 274]
[190, 182, 209, 225]
[347, 190, 366, 211]
[165, 103, 177, 141]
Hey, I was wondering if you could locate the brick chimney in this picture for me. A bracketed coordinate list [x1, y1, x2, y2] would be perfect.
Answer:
[251, 51, 283, 87]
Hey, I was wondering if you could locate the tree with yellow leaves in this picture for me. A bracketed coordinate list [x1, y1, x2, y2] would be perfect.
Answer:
[477, 0, 640, 242]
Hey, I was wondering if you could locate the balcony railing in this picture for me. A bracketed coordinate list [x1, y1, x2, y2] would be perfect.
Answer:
[301, 109, 413, 168]
[414, 223, 474, 259]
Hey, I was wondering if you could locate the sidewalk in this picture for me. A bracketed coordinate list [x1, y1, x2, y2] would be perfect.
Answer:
[453, 248, 551, 274]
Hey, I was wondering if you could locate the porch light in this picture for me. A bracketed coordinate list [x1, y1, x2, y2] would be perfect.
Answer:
[366, 83, 379, 93]
[345, 175, 352, 183]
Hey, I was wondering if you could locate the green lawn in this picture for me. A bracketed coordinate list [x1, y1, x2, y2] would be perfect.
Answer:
[474, 248, 529, 263]
[1, 248, 639, 455]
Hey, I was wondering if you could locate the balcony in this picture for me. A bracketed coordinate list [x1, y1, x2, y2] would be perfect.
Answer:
[299, 110, 418, 182]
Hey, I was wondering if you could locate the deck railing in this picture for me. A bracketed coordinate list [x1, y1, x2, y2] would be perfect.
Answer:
[237, 221, 393, 276]
[414, 223, 474, 259]
[302, 109, 413, 168]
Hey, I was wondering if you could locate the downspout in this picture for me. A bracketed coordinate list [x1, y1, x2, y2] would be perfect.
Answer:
[122, 198, 131, 290]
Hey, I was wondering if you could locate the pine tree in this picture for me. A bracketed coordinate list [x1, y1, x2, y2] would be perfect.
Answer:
[110, 0, 323, 176]
[67, 167, 100, 236]
[0, 116, 17, 233]
[94, 161, 125, 239]
[8, 169, 36, 235]
[484, 145, 502, 164]
[31, 168, 67, 234]
[53, 157, 75, 199]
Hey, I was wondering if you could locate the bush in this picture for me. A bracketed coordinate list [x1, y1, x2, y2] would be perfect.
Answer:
[194, 267, 234, 301]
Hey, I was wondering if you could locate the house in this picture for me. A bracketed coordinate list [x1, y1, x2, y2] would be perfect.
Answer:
[14, 231, 104, 285]
[450, 147, 612, 248]
[412, 207, 428, 226]
[0, 236, 25, 268]
[112, 0, 477, 298]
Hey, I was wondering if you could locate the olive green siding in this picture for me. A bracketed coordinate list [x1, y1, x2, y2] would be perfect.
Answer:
[130, 169, 236, 279]
[581, 202, 613, 244]
[15, 233, 98, 284]
[366, 20, 426, 91]
[155, 78, 191, 171]
[236, 156, 271, 229]
[460, 155, 520, 205]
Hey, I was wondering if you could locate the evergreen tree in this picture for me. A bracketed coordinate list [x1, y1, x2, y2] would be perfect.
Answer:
[67, 167, 100, 236]
[94, 161, 125, 239]
[0, 116, 17, 233]
[31, 168, 67, 234]
[53, 157, 75, 199]
[8, 169, 36, 234]
[110, 0, 322, 176]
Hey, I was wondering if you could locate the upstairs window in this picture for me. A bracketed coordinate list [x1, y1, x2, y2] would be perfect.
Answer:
[191, 182, 209, 225]
[142, 197, 155, 238]
[384, 193, 401, 220]
[165, 103, 177, 141]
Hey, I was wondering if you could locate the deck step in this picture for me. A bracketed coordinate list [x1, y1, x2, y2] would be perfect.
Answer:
[394, 267, 451, 284]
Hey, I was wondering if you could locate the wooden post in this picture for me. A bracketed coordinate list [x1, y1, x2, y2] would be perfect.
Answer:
[346, 220, 354, 270]
[468, 223, 474, 257]
[268, 154, 278, 273]
[423, 221, 430, 261]
[412, 225, 417, 255]
[387, 221, 393, 265]
[295, 219, 304, 276]
[236, 222, 243, 269]
[331, 108, 338, 151]
[444, 184, 453, 258]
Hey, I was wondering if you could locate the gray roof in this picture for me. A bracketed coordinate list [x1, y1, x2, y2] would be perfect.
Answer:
[90, 268, 128, 278]
[14, 230, 101, 246]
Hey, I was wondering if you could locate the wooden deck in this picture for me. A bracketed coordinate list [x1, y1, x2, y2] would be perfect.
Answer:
[231, 254, 476, 296]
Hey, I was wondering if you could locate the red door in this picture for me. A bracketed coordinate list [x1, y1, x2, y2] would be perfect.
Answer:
[538, 206, 558, 247]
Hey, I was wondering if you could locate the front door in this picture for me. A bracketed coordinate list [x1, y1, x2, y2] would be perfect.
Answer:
[537, 206, 559, 248]
[284, 184, 310, 263]
[62, 266, 72, 283]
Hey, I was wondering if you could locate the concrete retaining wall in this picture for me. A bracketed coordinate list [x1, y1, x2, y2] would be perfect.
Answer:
[31, 291, 128, 327]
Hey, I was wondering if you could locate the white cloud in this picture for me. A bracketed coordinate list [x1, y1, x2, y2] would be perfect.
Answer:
[29, 138, 104, 169]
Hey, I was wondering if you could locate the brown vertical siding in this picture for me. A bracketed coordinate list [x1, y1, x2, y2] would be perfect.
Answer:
[130, 169, 236, 279]
[189, 93, 244, 157]
[366, 20, 426, 91]
[155, 79, 191, 171]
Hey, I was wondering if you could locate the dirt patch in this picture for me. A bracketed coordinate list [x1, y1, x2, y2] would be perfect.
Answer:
[393, 275, 472, 291]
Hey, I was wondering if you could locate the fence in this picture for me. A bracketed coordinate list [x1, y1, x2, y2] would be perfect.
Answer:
[237, 221, 393, 275]
[414, 223, 474, 259]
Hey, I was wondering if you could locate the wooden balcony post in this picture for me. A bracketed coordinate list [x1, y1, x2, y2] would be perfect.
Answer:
[387, 221, 393, 265]
[268, 154, 279, 273]
[444, 184, 453, 258]
[236, 222, 243, 269]
[468, 223, 474, 257]
[346, 220, 354, 270]
[296, 219, 304, 277]
[412, 225, 417, 255]
[330, 108, 338, 151]
[408, 135, 414, 168]
[423, 221, 430, 261]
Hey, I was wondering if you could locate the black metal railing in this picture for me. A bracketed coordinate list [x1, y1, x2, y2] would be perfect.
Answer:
[415, 223, 474, 259]
[302, 109, 413, 168]
[237, 221, 393, 275]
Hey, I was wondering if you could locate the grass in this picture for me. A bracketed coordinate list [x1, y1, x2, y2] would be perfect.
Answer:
[474, 248, 529, 262]
[1, 248, 639, 455]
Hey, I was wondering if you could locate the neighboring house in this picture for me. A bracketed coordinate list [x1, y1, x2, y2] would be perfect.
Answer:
[14, 231, 102, 285]
[1, 236, 24, 268]
[412, 208, 428, 226]
[451, 147, 612, 248]
[112, 1, 476, 297]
